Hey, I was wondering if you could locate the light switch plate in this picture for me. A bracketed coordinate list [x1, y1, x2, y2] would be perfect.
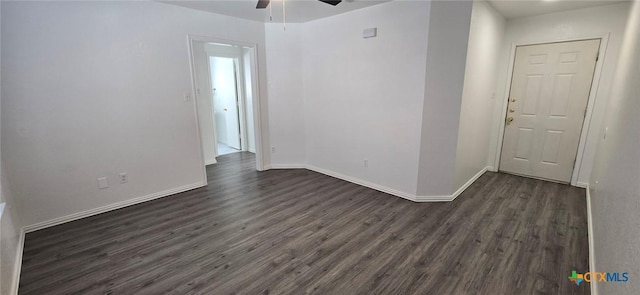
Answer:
[363, 28, 377, 39]
[97, 177, 108, 189]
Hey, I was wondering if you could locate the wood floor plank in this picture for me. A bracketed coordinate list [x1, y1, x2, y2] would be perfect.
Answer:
[19, 152, 590, 294]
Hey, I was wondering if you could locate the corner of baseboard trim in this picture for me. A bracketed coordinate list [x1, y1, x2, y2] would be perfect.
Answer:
[575, 181, 589, 188]
[304, 164, 418, 202]
[414, 195, 453, 202]
[11, 229, 26, 295]
[450, 166, 489, 201]
[487, 166, 497, 172]
[305, 165, 487, 204]
[23, 181, 205, 233]
[585, 184, 597, 295]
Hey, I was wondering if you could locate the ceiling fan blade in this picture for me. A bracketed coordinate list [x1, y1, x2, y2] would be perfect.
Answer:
[256, 0, 270, 9]
[318, 0, 342, 6]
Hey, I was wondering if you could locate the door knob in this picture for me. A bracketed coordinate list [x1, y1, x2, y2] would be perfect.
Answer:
[509, 109, 515, 113]
[506, 117, 514, 124]
[510, 98, 516, 102]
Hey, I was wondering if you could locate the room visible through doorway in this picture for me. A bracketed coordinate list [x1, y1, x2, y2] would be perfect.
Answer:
[210, 55, 242, 156]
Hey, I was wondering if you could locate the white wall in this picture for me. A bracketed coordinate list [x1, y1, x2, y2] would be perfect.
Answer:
[193, 42, 217, 165]
[265, 1, 478, 197]
[1, 1, 270, 227]
[589, 2, 640, 294]
[488, 3, 630, 185]
[416, 0, 473, 196]
[265, 23, 306, 166]
[1, 3, 24, 292]
[453, 1, 505, 190]
[301, 1, 431, 194]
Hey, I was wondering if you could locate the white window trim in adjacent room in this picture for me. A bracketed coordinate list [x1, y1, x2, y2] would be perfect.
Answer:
[492, 33, 610, 187]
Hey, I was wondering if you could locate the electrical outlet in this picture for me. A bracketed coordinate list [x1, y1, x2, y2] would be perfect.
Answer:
[97, 177, 108, 189]
[119, 173, 128, 184]
[363, 159, 369, 167]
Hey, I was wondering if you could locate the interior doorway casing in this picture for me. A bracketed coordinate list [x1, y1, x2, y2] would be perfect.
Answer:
[492, 34, 609, 187]
[187, 35, 266, 182]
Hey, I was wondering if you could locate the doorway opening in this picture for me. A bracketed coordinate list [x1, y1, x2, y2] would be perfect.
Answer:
[497, 39, 601, 184]
[189, 37, 263, 172]
[210, 54, 246, 156]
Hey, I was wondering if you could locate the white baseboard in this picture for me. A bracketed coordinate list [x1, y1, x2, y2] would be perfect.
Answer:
[487, 166, 497, 172]
[450, 167, 489, 201]
[268, 164, 306, 169]
[22, 165, 488, 232]
[14, 182, 205, 294]
[413, 166, 489, 202]
[586, 185, 597, 295]
[23, 182, 205, 233]
[414, 195, 453, 202]
[305, 164, 419, 202]
[575, 181, 589, 188]
[10, 229, 25, 295]
[305, 165, 489, 203]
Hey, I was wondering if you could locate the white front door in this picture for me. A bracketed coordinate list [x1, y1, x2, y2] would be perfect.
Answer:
[499, 39, 600, 183]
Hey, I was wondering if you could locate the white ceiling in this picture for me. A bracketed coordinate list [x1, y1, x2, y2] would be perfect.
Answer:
[159, 0, 389, 23]
[488, 0, 626, 20]
[160, 0, 628, 23]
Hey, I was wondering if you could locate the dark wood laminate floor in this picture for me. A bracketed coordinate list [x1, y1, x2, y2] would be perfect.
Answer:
[19, 152, 590, 295]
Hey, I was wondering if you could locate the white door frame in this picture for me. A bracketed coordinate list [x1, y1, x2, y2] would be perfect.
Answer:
[187, 34, 266, 175]
[492, 34, 609, 186]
